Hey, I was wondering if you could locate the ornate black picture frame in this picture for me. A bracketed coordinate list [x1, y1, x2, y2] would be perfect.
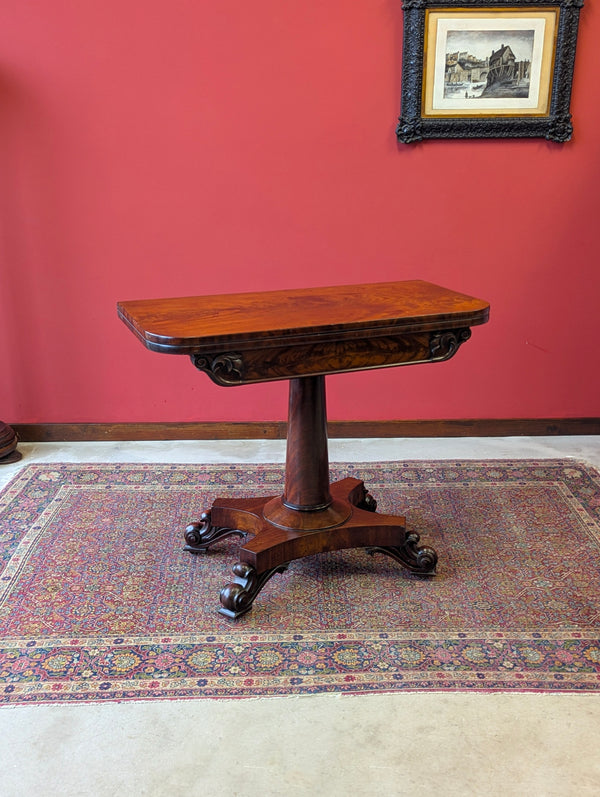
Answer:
[397, 0, 584, 143]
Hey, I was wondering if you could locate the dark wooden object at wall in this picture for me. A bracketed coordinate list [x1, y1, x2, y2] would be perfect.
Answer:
[0, 421, 21, 464]
[118, 280, 490, 617]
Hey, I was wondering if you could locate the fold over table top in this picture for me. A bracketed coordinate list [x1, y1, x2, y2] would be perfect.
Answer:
[117, 280, 489, 385]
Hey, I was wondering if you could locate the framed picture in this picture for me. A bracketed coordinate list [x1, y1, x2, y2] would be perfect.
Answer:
[397, 0, 584, 143]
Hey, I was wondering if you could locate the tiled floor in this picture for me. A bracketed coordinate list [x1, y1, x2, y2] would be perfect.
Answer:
[2, 437, 600, 796]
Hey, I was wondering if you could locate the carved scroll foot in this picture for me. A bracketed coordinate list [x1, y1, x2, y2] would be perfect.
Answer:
[184, 511, 246, 553]
[367, 531, 438, 575]
[357, 490, 377, 513]
[219, 562, 289, 619]
[346, 480, 378, 512]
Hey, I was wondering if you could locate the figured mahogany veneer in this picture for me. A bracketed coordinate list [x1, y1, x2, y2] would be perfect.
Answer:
[118, 280, 489, 618]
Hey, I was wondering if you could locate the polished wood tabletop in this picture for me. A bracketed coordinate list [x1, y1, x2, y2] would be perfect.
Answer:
[118, 279, 489, 350]
[118, 280, 490, 386]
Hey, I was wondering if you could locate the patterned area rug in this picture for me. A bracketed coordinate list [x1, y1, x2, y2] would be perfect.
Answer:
[1, 460, 600, 704]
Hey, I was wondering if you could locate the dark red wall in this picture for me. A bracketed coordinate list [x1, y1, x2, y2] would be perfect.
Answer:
[1, 1, 598, 423]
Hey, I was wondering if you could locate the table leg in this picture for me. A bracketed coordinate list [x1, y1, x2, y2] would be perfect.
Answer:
[186, 375, 438, 618]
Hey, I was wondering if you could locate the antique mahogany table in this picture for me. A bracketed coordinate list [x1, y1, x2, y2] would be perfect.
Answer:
[117, 280, 489, 618]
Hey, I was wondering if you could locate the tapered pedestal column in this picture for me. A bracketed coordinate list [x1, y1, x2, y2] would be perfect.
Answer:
[262, 376, 351, 531]
[185, 375, 438, 618]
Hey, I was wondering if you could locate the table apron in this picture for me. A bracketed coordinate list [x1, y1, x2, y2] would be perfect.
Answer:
[189, 327, 472, 386]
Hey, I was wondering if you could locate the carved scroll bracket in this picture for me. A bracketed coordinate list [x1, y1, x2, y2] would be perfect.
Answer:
[429, 328, 471, 362]
[191, 353, 244, 386]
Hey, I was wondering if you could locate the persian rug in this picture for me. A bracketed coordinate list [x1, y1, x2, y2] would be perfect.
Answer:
[1, 459, 600, 705]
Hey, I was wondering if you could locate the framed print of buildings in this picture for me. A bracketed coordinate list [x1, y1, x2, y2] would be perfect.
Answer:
[397, 0, 584, 143]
